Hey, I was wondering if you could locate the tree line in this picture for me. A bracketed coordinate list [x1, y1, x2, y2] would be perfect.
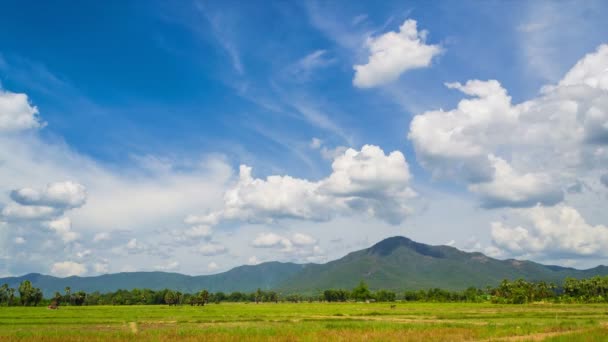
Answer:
[2, 276, 608, 306]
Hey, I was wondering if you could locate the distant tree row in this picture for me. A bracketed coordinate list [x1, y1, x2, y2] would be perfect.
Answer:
[0, 281, 43, 306]
[3, 276, 608, 306]
[323, 281, 396, 302]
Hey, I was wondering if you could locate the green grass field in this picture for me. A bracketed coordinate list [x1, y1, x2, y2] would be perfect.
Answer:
[1, 303, 608, 341]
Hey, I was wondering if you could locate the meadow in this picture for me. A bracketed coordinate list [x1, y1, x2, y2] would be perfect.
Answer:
[1, 302, 608, 341]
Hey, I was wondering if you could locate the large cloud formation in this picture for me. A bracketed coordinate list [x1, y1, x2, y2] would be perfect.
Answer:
[409, 44, 608, 208]
[2, 181, 87, 226]
[0, 88, 43, 132]
[491, 205, 608, 258]
[353, 19, 441, 88]
[187, 145, 415, 228]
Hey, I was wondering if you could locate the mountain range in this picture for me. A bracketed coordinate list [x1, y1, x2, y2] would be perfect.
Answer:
[3, 236, 608, 296]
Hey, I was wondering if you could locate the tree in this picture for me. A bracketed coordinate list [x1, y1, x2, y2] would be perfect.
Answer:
[164, 290, 177, 305]
[18, 280, 34, 306]
[0, 284, 7, 306]
[255, 288, 263, 304]
[7, 288, 15, 306]
[351, 281, 372, 301]
[32, 288, 43, 306]
[197, 290, 209, 306]
[64, 286, 72, 306]
[73, 291, 87, 306]
[375, 290, 396, 302]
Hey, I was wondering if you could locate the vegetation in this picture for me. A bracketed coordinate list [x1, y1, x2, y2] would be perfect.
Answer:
[1, 302, 608, 341]
[4, 276, 608, 307]
[3, 277, 608, 340]
[4, 237, 608, 297]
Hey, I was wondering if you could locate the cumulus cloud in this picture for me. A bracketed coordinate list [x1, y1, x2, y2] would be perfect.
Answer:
[251, 232, 323, 260]
[291, 233, 317, 246]
[183, 225, 212, 239]
[93, 262, 109, 274]
[408, 44, 608, 208]
[207, 261, 219, 271]
[76, 249, 91, 258]
[353, 19, 441, 88]
[468, 155, 563, 208]
[1, 182, 87, 231]
[190, 145, 415, 227]
[93, 232, 110, 243]
[10, 181, 87, 209]
[154, 261, 180, 272]
[1, 204, 59, 221]
[0, 88, 44, 132]
[47, 217, 79, 243]
[252, 233, 293, 249]
[0, 84, 231, 275]
[198, 242, 227, 256]
[247, 256, 261, 265]
[491, 205, 608, 258]
[51, 261, 87, 277]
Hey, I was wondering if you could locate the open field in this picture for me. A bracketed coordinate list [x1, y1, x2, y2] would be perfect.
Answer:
[1, 303, 608, 341]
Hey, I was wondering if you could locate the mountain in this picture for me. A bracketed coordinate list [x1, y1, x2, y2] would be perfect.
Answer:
[278, 237, 608, 293]
[0, 262, 305, 297]
[3, 236, 608, 296]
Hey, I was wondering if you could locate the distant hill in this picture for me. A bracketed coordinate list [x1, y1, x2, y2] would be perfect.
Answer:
[0, 262, 305, 297]
[3, 236, 608, 296]
[278, 236, 608, 293]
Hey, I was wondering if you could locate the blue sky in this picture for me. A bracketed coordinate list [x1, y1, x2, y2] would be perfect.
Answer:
[1, 0, 608, 277]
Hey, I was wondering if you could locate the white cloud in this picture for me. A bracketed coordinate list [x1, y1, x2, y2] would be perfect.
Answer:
[47, 217, 79, 243]
[11, 181, 87, 209]
[154, 261, 180, 272]
[76, 249, 91, 258]
[468, 155, 563, 208]
[288, 50, 335, 81]
[93, 262, 109, 274]
[353, 19, 441, 88]
[198, 242, 227, 256]
[252, 233, 293, 249]
[14, 237, 25, 244]
[183, 225, 212, 239]
[93, 232, 110, 243]
[50, 261, 87, 277]
[207, 261, 219, 271]
[0, 88, 43, 132]
[126, 238, 138, 250]
[247, 256, 260, 265]
[408, 44, 608, 208]
[491, 205, 608, 258]
[251, 232, 323, 258]
[291, 233, 317, 246]
[309, 137, 322, 149]
[1, 204, 59, 221]
[191, 145, 415, 227]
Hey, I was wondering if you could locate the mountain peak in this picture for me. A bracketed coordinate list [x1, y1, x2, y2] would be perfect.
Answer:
[368, 236, 446, 258]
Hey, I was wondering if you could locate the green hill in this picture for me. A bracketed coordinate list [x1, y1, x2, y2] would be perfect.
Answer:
[3, 236, 608, 296]
[278, 236, 608, 293]
[0, 262, 305, 297]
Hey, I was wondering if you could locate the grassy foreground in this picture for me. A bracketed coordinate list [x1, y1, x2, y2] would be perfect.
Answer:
[1, 302, 608, 341]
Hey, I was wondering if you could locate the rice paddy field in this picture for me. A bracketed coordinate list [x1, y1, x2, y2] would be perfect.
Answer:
[1, 302, 608, 341]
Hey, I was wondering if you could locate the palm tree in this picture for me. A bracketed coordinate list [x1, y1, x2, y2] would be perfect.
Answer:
[64, 286, 71, 306]
[0, 284, 8, 305]
[7, 288, 15, 306]
[255, 288, 262, 304]
[197, 290, 209, 306]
